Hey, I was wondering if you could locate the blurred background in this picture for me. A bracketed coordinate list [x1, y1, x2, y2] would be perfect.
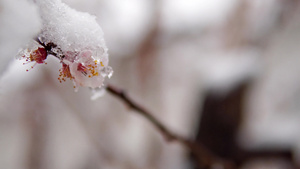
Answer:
[1, 0, 300, 169]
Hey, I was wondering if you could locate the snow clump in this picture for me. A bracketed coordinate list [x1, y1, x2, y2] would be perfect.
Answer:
[20, 0, 113, 92]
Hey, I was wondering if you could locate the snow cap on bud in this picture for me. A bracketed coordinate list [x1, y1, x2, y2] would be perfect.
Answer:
[31, 0, 113, 90]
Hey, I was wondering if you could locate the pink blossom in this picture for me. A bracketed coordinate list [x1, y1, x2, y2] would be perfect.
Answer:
[59, 49, 111, 89]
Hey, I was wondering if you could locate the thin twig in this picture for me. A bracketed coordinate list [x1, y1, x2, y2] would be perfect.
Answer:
[106, 84, 236, 169]
[35, 38, 64, 59]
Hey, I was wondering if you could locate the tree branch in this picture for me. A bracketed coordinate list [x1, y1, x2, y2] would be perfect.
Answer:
[106, 84, 236, 169]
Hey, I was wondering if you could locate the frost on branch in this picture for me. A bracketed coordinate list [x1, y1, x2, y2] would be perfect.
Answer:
[19, 0, 113, 93]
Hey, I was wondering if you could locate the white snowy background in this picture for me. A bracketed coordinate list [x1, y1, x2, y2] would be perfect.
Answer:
[1, 0, 300, 169]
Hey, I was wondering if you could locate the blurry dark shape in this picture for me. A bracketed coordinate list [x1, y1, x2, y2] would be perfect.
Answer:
[223, 0, 300, 50]
[197, 82, 248, 160]
[223, 0, 249, 49]
[238, 149, 293, 165]
[136, 1, 160, 85]
[278, 0, 300, 27]
[193, 81, 296, 169]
